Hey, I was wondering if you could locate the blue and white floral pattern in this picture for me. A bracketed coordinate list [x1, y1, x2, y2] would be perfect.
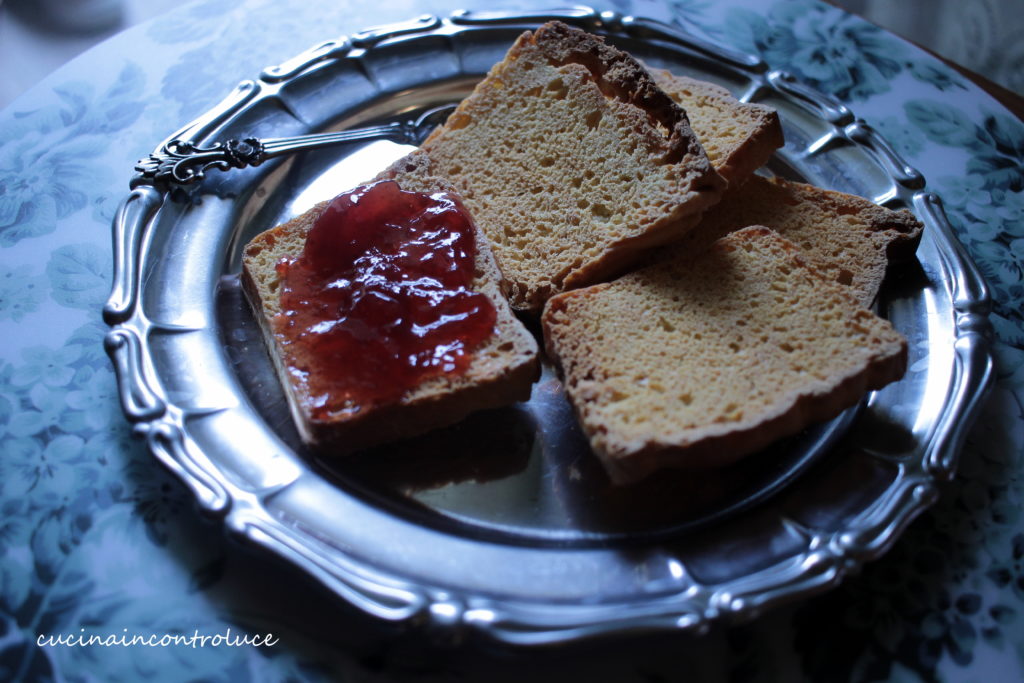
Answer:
[903, 101, 1024, 327]
[0, 65, 146, 248]
[0, 265, 46, 323]
[718, 0, 967, 102]
[0, 0, 1021, 680]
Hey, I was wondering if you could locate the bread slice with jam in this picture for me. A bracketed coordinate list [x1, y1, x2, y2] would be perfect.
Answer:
[241, 180, 539, 454]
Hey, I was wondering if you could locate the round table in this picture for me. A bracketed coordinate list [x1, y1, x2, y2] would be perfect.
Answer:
[1, 0, 1021, 680]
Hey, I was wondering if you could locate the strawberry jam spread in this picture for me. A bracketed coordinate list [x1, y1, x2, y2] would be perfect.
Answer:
[273, 180, 497, 418]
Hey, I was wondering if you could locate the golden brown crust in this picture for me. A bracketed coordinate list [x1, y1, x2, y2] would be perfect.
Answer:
[664, 175, 924, 307]
[587, 342, 907, 484]
[241, 184, 540, 454]
[383, 21, 726, 314]
[646, 67, 784, 186]
[542, 226, 908, 485]
[529, 22, 702, 166]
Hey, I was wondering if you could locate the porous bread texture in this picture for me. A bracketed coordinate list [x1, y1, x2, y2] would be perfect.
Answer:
[670, 174, 924, 307]
[646, 67, 784, 186]
[240, 182, 540, 454]
[542, 226, 908, 485]
[379, 21, 726, 314]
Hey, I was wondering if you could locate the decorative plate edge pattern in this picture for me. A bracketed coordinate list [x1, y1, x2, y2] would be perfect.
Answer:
[103, 6, 995, 644]
[912, 192, 995, 477]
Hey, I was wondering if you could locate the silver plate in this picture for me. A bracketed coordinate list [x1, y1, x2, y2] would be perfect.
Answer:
[104, 7, 993, 644]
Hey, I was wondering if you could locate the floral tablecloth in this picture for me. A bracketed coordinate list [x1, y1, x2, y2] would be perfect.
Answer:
[1, 0, 1021, 680]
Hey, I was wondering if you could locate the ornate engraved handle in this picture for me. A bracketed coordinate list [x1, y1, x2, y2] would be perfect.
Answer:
[133, 103, 457, 188]
[134, 138, 265, 187]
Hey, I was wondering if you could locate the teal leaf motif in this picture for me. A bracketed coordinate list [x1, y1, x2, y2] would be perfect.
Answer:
[904, 100, 984, 150]
[0, 64, 144, 246]
[31, 514, 70, 583]
[722, 1, 906, 101]
[6, 411, 50, 438]
[65, 367, 120, 432]
[103, 62, 145, 102]
[47, 243, 112, 310]
[969, 155, 1024, 194]
[0, 437, 44, 494]
[53, 82, 92, 127]
[874, 117, 924, 159]
[45, 433, 85, 462]
[984, 113, 1024, 160]
[51, 68, 147, 137]
[67, 321, 113, 367]
[0, 541, 33, 613]
[911, 97, 1024, 335]
[966, 152, 1024, 191]
[0, 194, 57, 247]
[909, 62, 966, 92]
[993, 313, 1024, 350]
[0, 263, 46, 322]
[11, 345, 82, 388]
[99, 101, 146, 134]
[79, 64, 147, 135]
[0, 194, 18, 226]
[4, 104, 66, 143]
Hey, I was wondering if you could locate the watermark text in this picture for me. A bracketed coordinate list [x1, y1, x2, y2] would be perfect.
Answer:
[37, 628, 278, 649]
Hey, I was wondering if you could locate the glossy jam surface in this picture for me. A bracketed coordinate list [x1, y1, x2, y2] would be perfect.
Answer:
[274, 181, 497, 418]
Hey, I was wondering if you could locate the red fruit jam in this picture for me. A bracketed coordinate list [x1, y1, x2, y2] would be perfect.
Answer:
[273, 180, 497, 419]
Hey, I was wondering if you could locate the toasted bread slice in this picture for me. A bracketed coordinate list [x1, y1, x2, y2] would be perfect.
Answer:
[241, 182, 539, 453]
[671, 175, 923, 307]
[542, 226, 908, 484]
[378, 21, 726, 313]
[647, 68, 784, 186]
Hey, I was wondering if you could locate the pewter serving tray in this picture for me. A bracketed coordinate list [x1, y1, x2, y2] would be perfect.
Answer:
[104, 7, 993, 644]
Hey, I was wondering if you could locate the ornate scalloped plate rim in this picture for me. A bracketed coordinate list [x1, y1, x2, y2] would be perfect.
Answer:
[103, 6, 994, 644]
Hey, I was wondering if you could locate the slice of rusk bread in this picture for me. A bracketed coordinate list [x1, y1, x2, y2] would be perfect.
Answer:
[542, 226, 908, 485]
[672, 174, 924, 307]
[241, 181, 539, 454]
[646, 67, 784, 186]
[378, 21, 726, 314]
